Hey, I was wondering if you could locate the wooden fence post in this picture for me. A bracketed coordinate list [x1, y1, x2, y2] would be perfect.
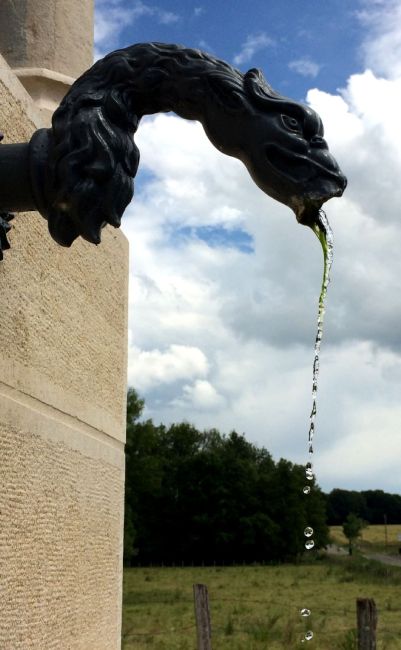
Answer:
[193, 584, 212, 650]
[357, 598, 377, 650]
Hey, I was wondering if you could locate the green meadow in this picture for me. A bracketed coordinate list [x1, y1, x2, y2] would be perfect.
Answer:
[330, 524, 401, 554]
[122, 551, 401, 648]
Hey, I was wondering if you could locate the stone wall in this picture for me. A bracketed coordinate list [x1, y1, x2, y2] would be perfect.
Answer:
[0, 0, 94, 121]
[0, 0, 94, 78]
[0, 53, 128, 649]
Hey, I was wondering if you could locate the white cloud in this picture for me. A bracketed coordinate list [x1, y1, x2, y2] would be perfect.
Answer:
[94, 0, 179, 57]
[198, 40, 214, 54]
[121, 59, 401, 493]
[307, 72, 401, 232]
[358, 0, 401, 78]
[95, 0, 401, 493]
[95, 3, 136, 56]
[157, 10, 179, 25]
[177, 380, 226, 410]
[305, 341, 401, 485]
[233, 33, 275, 66]
[128, 344, 209, 390]
[288, 58, 321, 78]
[318, 404, 401, 492]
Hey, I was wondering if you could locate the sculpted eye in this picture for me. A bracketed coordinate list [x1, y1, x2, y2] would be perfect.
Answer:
[281, 114, 302, 134]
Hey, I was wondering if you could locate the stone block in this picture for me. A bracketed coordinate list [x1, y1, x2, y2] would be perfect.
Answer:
[0, 52, 128, 650]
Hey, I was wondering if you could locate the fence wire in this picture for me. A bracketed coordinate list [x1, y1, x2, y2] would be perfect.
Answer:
[122, 594, 401, 640]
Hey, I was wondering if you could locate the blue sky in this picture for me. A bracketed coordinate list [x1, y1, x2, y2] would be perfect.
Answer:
[95, 0, 401, 494]
[96, 0, 362, 99]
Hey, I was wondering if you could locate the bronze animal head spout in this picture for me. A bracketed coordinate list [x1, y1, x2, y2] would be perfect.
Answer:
[0, 43, 346, 257]
[239, 68, 347, 228]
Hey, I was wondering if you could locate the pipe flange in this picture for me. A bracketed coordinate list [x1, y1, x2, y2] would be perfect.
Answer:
[0, 134, 14, 260]
[0, 211, 14, 261]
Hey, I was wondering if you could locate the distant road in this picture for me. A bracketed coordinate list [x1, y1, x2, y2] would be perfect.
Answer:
[363, 553, 401, 567]
[325, 545, 401, 567]
[325, 544, 348, 556]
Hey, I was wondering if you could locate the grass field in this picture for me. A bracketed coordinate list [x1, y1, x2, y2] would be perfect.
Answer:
[330, 524, 401, 554]
[122, 553, 401, 649]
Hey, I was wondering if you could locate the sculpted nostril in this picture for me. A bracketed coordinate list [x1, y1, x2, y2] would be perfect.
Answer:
[310, 135, 327, 148]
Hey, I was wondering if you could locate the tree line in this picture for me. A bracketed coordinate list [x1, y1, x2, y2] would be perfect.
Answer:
[325, 488, 401, 526]
[124, 389, 401, 565]
[124, 388, 328, 565]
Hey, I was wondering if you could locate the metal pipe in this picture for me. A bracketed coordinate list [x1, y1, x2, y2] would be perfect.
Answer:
[0, 143, 36, 212]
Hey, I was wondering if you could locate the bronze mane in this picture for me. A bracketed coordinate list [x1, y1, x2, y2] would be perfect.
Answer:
[2, 43, 347, 250]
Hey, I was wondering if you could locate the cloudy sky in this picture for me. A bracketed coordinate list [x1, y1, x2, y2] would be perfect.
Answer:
[95, 0, 401, 493]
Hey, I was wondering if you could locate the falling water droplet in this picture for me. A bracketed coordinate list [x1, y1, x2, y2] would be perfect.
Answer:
[300, 608, 311, 617]
[305, 213, 333, 472]
[300, 212, 333, 648]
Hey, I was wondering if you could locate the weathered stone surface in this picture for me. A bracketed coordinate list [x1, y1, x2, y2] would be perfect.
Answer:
[0, 0, 93, 120]
[0, 48, 128, 650]
[0, 421, 124, 650]
[0, 0, 94, 78]
[13, 67, 75, 123]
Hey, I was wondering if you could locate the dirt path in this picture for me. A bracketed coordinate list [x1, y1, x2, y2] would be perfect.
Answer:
[325, 545, 401, 567]
[363, 553, 401, 567]
[325, 544, 348, 556]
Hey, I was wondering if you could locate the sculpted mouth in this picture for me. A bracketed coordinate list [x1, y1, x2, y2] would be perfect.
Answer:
[265, 143, 347, 226]
[265, 143, 345, 185]
[291, 197, 324, 227]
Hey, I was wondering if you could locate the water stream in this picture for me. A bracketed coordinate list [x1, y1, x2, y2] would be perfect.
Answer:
[301, 210, 334, 643]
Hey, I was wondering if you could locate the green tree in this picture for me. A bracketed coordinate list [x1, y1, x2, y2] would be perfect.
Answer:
[124, 388, 166, 563]
[126, 386, 145, 426]
[362, 490, 401, 524]
[123, 389, 144, 563]
[267, 459, 329, 560]
[326, 488, 368, 525]
[123, 390, 330, 565]
[342, 513, 367, 555]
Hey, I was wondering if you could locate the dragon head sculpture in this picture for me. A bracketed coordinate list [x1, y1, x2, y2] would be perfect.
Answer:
[241, 69, 346, 226]
[202, 63, 346, 229]
[4, 43, 346, 249]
